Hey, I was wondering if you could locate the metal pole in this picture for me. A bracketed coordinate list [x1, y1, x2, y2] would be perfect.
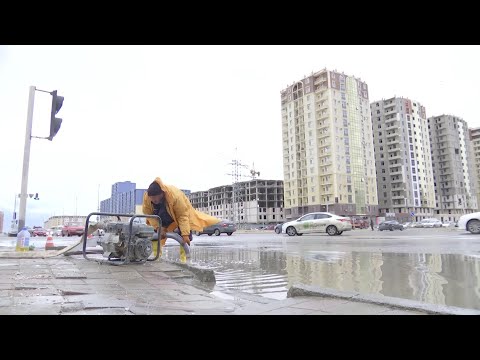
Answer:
[18, 86, 36, 230]
[13, 194, 17, 220]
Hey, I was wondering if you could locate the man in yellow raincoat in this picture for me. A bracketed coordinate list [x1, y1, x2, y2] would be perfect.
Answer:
[142, 177, 220, 252]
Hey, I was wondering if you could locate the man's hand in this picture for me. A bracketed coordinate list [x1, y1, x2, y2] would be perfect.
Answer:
[182, 235, 191, 246]
[153, 227, 167, 241]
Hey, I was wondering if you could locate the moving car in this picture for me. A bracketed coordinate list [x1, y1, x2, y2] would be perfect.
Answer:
[281, 212, 352, 236]
[195, 220, 237, 236]
[457, 212, 480, 234]
[378, 220, 404, 231]
[62, 222, 85, 237]
[32, 227, 47, 236]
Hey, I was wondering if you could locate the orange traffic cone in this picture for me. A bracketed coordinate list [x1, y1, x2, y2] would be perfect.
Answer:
[45, 234, 55, 250]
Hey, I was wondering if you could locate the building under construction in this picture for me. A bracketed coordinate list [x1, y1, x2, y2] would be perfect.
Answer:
[188, 179, 284, 227]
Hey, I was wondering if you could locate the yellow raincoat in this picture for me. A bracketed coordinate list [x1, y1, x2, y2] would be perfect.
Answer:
[142, 177, 220, 236]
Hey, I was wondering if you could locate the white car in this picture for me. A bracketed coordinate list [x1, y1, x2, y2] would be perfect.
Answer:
[457, 212, 480, 234]
[282, 212, 352, 236]
[420, 218, 442, 228]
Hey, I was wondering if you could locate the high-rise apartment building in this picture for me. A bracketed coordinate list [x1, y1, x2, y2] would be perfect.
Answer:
[371, 97, 435, 221]
[281, 69, 378, 220]
[470, 127, 480, 210]
[427, 115, 477, 221]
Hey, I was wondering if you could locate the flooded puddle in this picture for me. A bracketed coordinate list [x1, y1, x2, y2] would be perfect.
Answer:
[164, 244, 480, 309]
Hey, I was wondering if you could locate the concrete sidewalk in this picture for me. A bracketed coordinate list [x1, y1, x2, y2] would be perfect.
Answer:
[0, 255, 476, 315]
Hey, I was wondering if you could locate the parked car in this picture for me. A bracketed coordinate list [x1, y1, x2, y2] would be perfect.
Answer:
[62, 222, 85, 237]
[281, 212, 352, 236]
[195, 220, 237, 236]
[457, 212, 480, 234]
[50, 225, 63, 236]
[420, 218, 442, 228]
[378, 220, 404, 231]
[352, 219, 369, 229]
[32, 227, 47, 237]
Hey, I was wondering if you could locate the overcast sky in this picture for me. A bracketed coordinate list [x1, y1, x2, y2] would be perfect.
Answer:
[1, 45, 479, 229]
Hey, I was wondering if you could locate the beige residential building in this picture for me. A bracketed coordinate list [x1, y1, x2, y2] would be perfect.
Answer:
[281, 69, 378, 220]
[428, 115, 477, 221]
[371, 97, 435, 222]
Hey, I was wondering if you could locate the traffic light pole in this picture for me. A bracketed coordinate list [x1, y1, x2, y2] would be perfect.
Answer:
[18, 85, 36, 231]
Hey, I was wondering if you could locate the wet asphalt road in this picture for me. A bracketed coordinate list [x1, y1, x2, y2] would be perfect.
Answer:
[162, 227, 480, 310]
[1, 228, 480, 310]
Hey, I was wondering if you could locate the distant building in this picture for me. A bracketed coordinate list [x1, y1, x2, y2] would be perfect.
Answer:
[100, 181, 146, 216]
[44, 215, 87, 230]
[188, 179, 284, 226]
[469, 127, 480, 212]
[371, 97, 435, 222]
[281, 69, 377, 220]
[428, 115, 477, 221]
[0, 211, 4, 233]
[98, 182, 193, 222]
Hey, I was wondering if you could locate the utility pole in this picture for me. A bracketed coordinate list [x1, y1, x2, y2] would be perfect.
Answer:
[18, 86, 36, 230]
[97, 184, 100, 222]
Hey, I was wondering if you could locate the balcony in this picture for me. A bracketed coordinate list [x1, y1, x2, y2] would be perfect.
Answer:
[315, 85, 328, 93]
[390, 170, 403, 176]
[390, 178, 404, 184]
[387, 146, 399, 153]
[385, 116, 398, 123]
[387, 138, 400, 145]
[318, 131, 331, 140]
[314, 77, 328, 85]
[317, 101, 329, 110]
[384, 106, 397, 115]
[317, 110, 330, 119]
[389, 154, 402, 160]
[317, 122, 330, 130]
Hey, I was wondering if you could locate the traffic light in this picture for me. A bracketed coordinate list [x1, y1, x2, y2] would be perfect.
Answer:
[48, 90, 64, 141]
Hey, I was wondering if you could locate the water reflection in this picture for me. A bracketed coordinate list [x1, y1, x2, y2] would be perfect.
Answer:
[164, 244, 480, 309]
